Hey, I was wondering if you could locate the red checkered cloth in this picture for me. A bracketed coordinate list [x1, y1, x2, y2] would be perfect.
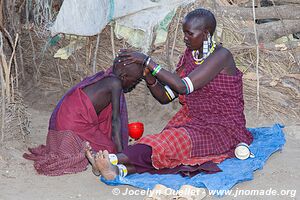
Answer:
[23, 130, 88, 176]
[175, 49, 253, 157]
[138, 127, 228, 169]
[138, 48, 253, 169]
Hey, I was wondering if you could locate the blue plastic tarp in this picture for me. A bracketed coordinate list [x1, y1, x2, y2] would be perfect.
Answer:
[101, 124, 285, 195]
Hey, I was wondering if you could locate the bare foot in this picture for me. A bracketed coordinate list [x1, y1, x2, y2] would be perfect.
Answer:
[95, 150, 118, 180]
[84, 142, 100, 176]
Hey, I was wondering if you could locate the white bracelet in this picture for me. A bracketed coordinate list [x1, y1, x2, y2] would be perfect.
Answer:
[108, 154, 118, 165]
[145, 57, 151, 67]
[117, 164, 128, 177]
[181, 77, 194, 94]
[164, 85, 176, 100]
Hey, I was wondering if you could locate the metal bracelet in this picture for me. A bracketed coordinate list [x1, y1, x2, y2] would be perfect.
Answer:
[145, 57, 151, 67]
[142, 55, 149, 66]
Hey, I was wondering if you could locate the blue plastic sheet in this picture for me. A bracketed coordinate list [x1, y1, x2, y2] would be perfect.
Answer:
[101, 124, 285, 195]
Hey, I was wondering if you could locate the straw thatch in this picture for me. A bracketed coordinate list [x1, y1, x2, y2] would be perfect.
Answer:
[0, 28, 30, 143]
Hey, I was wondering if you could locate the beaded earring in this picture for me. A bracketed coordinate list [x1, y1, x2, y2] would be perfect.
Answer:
[192, 33, 216, 65]
[203, 33, 211, 57]
[207, 32, 212, 47]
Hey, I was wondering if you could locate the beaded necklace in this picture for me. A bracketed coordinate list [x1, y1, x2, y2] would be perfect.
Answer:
[192, 41, 217, 65]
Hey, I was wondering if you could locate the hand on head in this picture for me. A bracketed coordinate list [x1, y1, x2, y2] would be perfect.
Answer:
[117, 49, 148, 67]
[113, 54, 145, 93]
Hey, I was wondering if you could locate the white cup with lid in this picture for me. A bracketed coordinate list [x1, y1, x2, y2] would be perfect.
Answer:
[234, 142, 255, 160]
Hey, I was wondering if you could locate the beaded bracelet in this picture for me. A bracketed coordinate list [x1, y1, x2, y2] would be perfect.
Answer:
[181, 77, 194, 94]
[108, 154, 118, 165]
[117, 164, 128, 177]
[164, 85, 176, 100]
[151, 64, 162, 76]
[165, 91, 172, 101]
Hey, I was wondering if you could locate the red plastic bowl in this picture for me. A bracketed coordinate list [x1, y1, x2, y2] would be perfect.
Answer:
[128, 122, 144, 140]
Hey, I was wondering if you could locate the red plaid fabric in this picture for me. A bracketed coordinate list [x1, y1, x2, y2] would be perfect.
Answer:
[138, 127, 228, 169]
[174, 49, 253, 157]
[23, 130, 88, 176]
[138, 127, 190, 169]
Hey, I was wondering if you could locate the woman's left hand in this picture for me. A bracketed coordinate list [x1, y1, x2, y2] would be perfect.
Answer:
[117, 49, 147, 66]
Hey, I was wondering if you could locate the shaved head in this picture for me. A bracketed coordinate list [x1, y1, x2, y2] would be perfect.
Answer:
[113, 59, 143, 78]
[112, 58, 143, 93]
[184, 8, 216, 36]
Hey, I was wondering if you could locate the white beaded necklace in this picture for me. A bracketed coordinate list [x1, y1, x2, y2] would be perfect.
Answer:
[192, 41, 216, 65]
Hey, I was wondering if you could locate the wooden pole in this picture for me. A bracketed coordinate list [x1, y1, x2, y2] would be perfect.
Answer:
[252, 0, 260, 117]
[0, 0, 3, 27]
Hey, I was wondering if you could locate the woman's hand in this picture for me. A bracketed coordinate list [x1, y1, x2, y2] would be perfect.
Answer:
[117, 49, 148, 66]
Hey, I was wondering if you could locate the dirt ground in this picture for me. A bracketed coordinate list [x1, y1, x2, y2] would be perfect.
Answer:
[0, 87, 299, 200]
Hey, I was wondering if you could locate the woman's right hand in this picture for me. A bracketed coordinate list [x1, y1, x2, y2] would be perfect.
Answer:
[117, 49, 148, 67]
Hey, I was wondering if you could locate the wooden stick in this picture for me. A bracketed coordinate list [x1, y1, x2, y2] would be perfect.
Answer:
[2, 25, 20, 90]
[243, 20, 300, 43]
[0, 32, 5, 142]
[252, 0, 260, 117]
[273, 0, 300, 4]
[93, 33, 100, 74]
[88, 38, 93, 70]
[67, 64, 73, 86]
[25, 0, 30, 27]
[0, 29, 10, 102]
[217, 5, 300, 20]
[270, 0, 300, 68]
[0, 0, 3, 27]
[18, 35, 25, 80]
[170, 7, 182, 69]
[28, 29, 39, 80]
[85, 37, 89, 67]
[13, 47, 19, 89]
[71, 55, 79, 72]
[110, 23, 116, 59]
[165, 28, 171, 68]
[8, 33, 19, 83]
[56, 60, 63, 87]
[11, 75, 14, 103]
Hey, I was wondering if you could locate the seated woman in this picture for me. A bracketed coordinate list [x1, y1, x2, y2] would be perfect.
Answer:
[87, 8, 253, 179]
[23, 59, 144, 176]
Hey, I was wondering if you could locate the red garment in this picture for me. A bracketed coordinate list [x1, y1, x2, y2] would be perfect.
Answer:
[138, 48, 253, 169]
[138, 127, 228, 169]
[176, 49, 253, 157]
[24, 70, 129, 176]
[56, 88, 115, 152]
[122, 144, 222, 177]
[24, 130, 88, 176]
